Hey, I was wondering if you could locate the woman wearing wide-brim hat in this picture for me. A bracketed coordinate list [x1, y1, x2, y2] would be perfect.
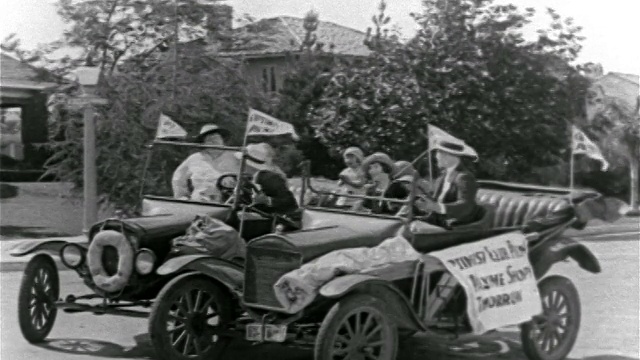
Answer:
[171, 124, 239, 202]
[417, 139, 482, 228]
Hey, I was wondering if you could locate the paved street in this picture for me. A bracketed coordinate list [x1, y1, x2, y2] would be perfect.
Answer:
[0, 225, 638, 360]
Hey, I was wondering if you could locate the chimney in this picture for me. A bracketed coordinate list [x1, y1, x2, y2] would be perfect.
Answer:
[206, 4, 233, 43]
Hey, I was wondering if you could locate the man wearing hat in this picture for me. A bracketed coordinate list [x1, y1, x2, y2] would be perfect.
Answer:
[172, 124, 240, 202]
[415, 140, 482, 228]
[233, 143, 301, 230]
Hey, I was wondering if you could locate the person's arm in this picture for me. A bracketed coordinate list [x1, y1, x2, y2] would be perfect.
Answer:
[439, 172, 478, 216]
[172, 157, 193, 199]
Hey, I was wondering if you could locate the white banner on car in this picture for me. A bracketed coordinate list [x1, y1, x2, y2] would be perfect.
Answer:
[429, 231, 542, 334]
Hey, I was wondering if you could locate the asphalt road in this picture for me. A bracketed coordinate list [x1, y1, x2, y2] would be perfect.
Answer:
[0, 228, 638, 360]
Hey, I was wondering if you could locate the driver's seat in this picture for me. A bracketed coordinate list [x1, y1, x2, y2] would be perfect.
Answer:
[448, 204, 495, 231]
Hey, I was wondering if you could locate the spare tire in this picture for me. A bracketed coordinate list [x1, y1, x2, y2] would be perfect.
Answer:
[87, 230, 134, 293]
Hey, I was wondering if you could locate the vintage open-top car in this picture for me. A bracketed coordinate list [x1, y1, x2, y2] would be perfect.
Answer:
[8, 140, 282, 343]
[10, 138, 615, 360]
[143, 152, 613, 360]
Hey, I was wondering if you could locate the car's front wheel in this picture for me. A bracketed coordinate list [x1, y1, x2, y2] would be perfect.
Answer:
[315, 294, 398, 360]
[149, 273, 233, 360]
[521, 275, 581, 360]
[18, 255, 60, 343]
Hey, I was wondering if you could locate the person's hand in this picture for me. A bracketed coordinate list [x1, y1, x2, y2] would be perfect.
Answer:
[253, 192, 271, 206]
[415, 195, 441, 213]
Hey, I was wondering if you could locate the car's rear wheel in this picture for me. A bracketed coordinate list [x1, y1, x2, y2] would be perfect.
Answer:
[521, 276, 581, 360]
[18, 255, 60, 343]
[149, 273, 233, 360]
[315, 294, 398, 360]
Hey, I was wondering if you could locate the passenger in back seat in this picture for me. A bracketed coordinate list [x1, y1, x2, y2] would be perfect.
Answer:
[415, 140, 482, 229]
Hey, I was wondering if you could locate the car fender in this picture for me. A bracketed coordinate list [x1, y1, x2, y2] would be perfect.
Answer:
[529, 236, 601, 279]
[157, 255, 244, 294]
[9, 239, 76, 258]
[319, 274, 426, 332]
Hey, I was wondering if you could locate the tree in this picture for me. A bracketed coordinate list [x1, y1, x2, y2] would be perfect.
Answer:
[44, 45, 268, 214]
[4, 0, 269, 214]
[309, 0, 589, 182]
[3, 0, 233, 76]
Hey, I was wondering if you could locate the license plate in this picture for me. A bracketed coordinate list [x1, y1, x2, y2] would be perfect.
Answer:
[246, 323, 287, 342]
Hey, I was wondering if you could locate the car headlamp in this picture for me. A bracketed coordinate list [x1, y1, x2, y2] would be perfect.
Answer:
[60, 243, 85, 269]
[134, 249, 156, 275]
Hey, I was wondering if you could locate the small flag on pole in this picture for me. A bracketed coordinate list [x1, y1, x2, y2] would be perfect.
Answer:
[156, 113, 187, 140]
[571, 125, 609, 171]
[245, 109, 299, 141]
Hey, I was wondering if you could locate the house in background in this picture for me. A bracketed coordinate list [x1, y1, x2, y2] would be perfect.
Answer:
[207, 14, 371, 93]
[1, 53, 58, 165]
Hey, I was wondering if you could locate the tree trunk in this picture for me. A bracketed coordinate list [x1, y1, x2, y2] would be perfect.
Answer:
[630, 159, 639, 212]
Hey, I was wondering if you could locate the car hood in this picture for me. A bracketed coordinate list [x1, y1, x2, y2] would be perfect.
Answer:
[90, 206, 233, 239]
[250, 209, 406, 261]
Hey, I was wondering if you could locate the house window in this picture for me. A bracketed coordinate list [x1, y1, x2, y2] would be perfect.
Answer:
[0, 107, 24, 161]
[260, 66, 278, 93]
[270, 67, 277, 92]
[262, 68, 269, 93]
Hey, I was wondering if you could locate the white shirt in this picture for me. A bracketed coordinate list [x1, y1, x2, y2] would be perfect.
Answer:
[171, 151, 240, 202]
[435, 167, 457, 214]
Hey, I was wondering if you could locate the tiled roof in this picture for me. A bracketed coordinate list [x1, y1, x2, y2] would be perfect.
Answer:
[609, 72, 639, 85]
[1, 53, 39, 81]
[1, 53, 58, 90]
[212, 16, 370, 57]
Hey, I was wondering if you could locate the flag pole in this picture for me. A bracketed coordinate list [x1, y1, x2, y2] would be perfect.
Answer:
[569, 126, 575, 201]
[232, 110, 253, 210]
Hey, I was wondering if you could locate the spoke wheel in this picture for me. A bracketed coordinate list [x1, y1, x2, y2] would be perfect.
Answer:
[521, 276, 581, 360]
[18, 255, 60, 343]
[315, 294, 398, 360]
[149, 273, 232, 360]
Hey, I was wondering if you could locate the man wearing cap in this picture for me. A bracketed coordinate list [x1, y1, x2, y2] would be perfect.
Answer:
[172, 124, 240, 202]
[232, 143, 301, 230]
[415, 140, 482, 228]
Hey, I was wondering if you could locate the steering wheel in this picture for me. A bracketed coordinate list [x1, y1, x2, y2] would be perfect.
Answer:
[216, 173, 255, 205]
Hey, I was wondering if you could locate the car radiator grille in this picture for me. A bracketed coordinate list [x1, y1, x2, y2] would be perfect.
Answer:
[244, 246, 302, 310]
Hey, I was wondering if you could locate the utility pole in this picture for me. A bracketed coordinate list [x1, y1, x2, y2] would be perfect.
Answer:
[70, 67, 107, 234]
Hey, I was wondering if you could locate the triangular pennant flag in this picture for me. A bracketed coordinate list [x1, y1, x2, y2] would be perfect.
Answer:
[156, 113, 187, 140]
[571, 125, 609, 171]
[427, 124, 464, 150]
[245, 109, 299, 141]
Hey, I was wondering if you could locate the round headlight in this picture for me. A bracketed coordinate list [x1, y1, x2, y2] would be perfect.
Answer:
[135, 249, 156, 275]
[60, 243, 84, 268]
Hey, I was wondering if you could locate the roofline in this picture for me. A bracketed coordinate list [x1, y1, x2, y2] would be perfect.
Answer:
[213, 51, 368, 60]
[605, 72, 639, 86]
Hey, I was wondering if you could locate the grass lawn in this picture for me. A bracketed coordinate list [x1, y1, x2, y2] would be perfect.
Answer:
[0, 182, 113, 240]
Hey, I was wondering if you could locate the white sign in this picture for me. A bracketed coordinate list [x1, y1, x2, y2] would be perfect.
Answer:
[429, 231, 542, 334]
[246, 108, 299, 140]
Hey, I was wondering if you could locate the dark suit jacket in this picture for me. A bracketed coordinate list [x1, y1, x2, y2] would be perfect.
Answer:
[430, 164, 480, 226]
[252, 170, 299, 215]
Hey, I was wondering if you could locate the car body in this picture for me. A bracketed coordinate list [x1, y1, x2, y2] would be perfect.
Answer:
[147, 161, 611, 360]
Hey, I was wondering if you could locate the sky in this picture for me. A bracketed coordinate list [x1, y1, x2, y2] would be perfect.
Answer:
[1, 0, 638, 75]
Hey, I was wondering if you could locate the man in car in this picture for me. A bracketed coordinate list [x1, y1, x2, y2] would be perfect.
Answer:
[234, 142, 301, 230]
